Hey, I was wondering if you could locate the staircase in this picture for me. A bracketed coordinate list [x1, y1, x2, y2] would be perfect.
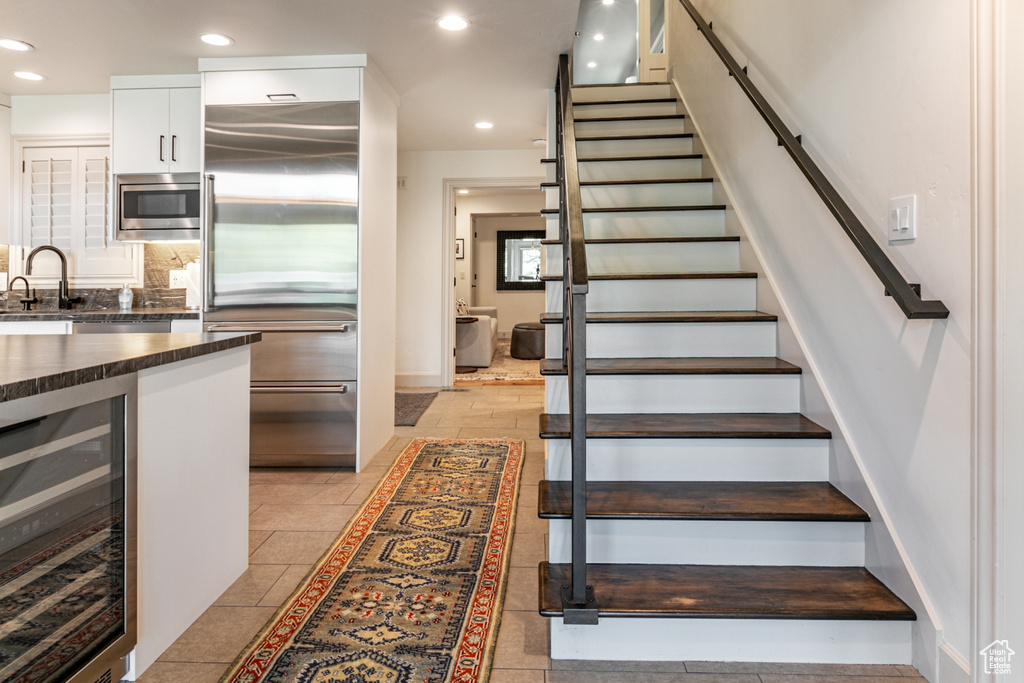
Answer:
[536, 80, 916, 664]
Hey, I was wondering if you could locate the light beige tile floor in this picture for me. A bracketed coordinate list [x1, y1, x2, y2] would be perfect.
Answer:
[137, 384, 928, 683]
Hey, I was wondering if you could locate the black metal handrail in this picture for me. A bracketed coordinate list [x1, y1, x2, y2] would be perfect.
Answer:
[555, 53, 597, 624]
[677, 0, 949, 320]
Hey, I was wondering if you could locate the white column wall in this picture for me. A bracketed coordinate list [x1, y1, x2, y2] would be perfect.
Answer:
[667, 1, 971, 678]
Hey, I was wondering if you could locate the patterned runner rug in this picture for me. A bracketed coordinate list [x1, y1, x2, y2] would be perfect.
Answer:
[222, 438, 524, 683]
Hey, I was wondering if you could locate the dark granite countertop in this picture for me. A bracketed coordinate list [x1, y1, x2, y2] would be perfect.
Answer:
[0, 332, 260, 403]
[0, 308, 200, 322]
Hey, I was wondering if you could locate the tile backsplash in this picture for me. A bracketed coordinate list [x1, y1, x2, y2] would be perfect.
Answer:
[1, 243, 200, 311]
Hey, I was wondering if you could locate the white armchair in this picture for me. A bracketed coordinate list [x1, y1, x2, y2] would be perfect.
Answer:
[456, 306, 499, 367]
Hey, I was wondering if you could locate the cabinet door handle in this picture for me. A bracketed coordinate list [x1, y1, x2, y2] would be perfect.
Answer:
[171, 135, 178, 162]
[159, 135, 166, 162]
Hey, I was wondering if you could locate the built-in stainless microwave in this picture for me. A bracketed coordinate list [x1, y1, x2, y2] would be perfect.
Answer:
[115, 173, 200, 241]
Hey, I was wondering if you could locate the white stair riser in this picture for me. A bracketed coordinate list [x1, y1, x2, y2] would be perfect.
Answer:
[578, 137, 694, 159]
[550, 619, 912, 664]
[548, 210, 726, 239]
[572, 84, 674, 102]
[545, 439, 830, 482]
[546, 278, 757, 313]
[575, 101, 681, 119]
[548, 520, 865, 566]
[579, 157, 703, 182]
[576, 118, 686, 137]
[545, 374, 801, 413]
[581, 182, 713, 208]
[544, 241, 740, 275]
[544, 322, 778, 358]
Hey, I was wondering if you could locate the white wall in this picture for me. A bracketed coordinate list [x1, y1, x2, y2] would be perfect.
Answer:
[10, 94, 111, 135]
[668, 1, 971, 678]
[396, 150, 544, 386]
[0, 96, 10, 245]
[472, 213, 546, 337]
[357, 63, 399, 469]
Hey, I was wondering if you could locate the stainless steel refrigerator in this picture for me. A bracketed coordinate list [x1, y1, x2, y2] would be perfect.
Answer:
[202, 102, 359, 467]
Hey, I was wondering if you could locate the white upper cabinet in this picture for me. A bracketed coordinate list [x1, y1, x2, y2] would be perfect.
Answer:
[112, 86, 200, 174]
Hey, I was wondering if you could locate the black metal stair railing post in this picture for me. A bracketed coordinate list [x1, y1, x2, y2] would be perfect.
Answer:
[555, 53, 598, 625]
[676, 0, 949, 320]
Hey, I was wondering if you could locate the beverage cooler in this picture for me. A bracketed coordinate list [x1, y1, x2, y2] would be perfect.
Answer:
[0, 378, 136, 682]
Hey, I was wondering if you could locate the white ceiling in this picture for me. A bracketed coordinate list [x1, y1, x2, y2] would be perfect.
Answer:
[0, 0, 581, 151]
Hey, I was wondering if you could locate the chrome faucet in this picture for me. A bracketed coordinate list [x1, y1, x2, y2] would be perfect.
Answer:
[8, 276, 37, 311]
[26, 245, 82, 309]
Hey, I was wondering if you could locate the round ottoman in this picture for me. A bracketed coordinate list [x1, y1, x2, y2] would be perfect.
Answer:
[510, 322, 545, 360]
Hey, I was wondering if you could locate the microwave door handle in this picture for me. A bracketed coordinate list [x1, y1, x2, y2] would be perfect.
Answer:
[203, 174, 215, 311]
[159, 135, 165, 162]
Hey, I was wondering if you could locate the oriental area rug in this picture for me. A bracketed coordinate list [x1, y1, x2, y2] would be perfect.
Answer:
[222, 438, 524, 683]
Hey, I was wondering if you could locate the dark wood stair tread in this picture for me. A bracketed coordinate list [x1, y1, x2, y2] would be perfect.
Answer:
[540, 271, 756, 282]
[539, 563, 915, 620]
[542, 178, 712, 188]
[538, 481, 868, 521]
[542, 205, 726, 215]
[576, 135, 695, 144]
[574, 97, 678, 106]
[539, 310, 778, 324]
[575, 114, 687, 123]
[539, 236, 740, 246]
[540, 154, 700, 164]
[539, 412, 831, 439]
[539, 356, 800, 376]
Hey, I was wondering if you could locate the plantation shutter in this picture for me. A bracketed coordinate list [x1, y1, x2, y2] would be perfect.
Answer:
[21, 145, 141, 285]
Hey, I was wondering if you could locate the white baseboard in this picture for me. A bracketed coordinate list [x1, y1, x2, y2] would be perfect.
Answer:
[938, 641, 970, 683]
[396, 372, 444, 388]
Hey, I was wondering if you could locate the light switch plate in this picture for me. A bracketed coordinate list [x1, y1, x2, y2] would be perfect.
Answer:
[169, 270, 188, 289]
[888, 195, 917, 243]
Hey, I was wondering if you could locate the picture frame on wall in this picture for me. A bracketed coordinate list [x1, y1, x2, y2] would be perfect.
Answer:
[455, 238, 465, 260]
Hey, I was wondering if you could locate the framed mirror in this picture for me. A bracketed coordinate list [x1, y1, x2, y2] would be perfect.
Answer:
[496, 230, 545, 291]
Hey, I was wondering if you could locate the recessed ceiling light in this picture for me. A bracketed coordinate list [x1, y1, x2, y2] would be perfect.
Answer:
[594, 33, 605, 41]
[13, 71, 45, 81]
[603, 0, 615, 5]
[438, 15, 469, 31]
[587, 62, 597, 68]
[532, 138, 547, 148]
[475, 121, 493, 129]
[458, 189, 469, 194]
[0, 38, 33, 52]
[199, 33, 234, 46]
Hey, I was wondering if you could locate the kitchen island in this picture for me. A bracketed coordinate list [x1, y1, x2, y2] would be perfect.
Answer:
[0, 332, 259, 680]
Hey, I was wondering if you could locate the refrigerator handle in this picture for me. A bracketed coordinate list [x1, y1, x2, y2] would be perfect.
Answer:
[203, 174, 215, 311]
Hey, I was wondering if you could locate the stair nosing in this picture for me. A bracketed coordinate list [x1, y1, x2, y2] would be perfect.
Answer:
[574, 97, 679, 107]
[538, 563, 917, 620]
[537, 481, 869, 522]
[539, 271, 757, 282]
[541, 205, 726, 215]
[538, 356, 801, 376]
[538, 412, 832, 440]
[575, 114, 687, 123]
[541, 178, 713, 189]
[539, 236, 740, 245]
[538, 311, 778, 324]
